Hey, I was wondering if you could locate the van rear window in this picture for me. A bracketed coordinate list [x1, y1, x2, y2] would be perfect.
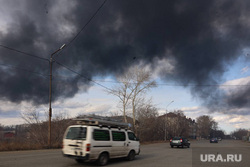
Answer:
[93, 129, 110, 141]
[65, 127, 86, 140]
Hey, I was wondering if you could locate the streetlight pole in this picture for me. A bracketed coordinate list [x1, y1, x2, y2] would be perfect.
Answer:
[48, 44, 66, 148]
[166, 100, 174, 109]
[164, 100, 174, 141]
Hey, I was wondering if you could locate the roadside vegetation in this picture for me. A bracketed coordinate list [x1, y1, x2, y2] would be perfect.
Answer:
[0, 109, 233, 151]
[0, 66, 247, 151]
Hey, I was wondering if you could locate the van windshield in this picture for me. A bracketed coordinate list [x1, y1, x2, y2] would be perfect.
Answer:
[65, 127, 87, 140]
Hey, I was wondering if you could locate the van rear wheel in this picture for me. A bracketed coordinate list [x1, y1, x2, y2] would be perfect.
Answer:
[97, 153, 109, 166]
[127, 150, 135, 161]
[75, 159, 84, 163]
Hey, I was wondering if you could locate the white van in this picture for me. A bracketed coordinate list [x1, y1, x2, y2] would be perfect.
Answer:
[62, 116, 140, 166]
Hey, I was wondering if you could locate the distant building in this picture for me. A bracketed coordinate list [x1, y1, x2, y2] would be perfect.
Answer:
[4, 131, 15, 138]
[0, 125, 16, 141]
[187, 118, 197, 139]
[158, 112, 197, 139]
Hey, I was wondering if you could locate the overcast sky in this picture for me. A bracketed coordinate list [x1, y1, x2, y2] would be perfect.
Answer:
[0, 0, 250, 133]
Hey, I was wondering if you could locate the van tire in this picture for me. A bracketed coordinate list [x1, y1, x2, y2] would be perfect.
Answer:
[75, 159, 84, 163]
[97, 153, 109, 166]
[127, 150, 135, 161]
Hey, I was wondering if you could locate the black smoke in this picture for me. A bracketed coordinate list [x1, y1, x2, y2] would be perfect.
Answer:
[0, 0, 250, 114]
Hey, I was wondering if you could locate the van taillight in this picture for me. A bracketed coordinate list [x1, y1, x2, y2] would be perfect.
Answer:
[180, 139, 183, 142]
[86, 144, 91, 151]
[170, 139, 172, 142]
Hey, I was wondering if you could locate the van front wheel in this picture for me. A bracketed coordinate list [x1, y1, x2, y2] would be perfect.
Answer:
[97, 153, 109, 166]
[127, 150, 135, 161]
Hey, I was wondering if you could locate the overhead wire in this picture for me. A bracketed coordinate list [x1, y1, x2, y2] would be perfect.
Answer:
[0, 0, 111, 91]
[61, 0, 108, 52]
[0, 57, 248, 88]
[0, 44, 49, 62]
[0, 0, 108, 61]
[1, 0, 249, 89]
[0, 63, 48, 78]
[53, 60, 250, 89]
[155, 83, 250, 87]
[54, 60, 113, 91]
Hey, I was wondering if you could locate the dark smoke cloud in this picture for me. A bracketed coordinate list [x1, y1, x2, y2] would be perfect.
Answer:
[0, 0, 250, 114]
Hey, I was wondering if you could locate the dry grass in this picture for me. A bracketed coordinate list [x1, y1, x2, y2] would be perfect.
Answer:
[0, 141, 62, 151]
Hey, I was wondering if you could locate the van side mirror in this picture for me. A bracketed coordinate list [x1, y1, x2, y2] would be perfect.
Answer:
[136, 138, 140, 141]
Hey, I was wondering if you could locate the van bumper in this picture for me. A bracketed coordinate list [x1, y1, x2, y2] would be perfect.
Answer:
[63, 153, 90, 161]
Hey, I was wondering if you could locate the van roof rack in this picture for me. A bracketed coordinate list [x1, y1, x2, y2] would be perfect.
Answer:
[74, 115, 131, 129]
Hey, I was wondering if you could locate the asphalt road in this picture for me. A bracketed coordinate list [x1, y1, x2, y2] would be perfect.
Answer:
[0, 140, 249, 167]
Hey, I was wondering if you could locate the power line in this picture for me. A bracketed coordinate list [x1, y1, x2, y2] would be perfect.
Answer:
[46, 72, 250, 87]
[0, 44, 49, 62]
[54, 60, 113, 91]
[0, 0, 108, 60]
[1, 60, 249, 89]
[1, 58, 248, 88]
[53, 61, 250, 89]
[0, 63, 48, 78]
[62, 0, 108, 51]
[156, 83, 250, 87]
[60, 77, 250, 87]
[1, 45, 248, 87]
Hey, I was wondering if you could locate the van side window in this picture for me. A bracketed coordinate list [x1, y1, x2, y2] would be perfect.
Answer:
[93, 129, 110, 141]
[128, 132, 137, 141]
[112, 131, 126, 141]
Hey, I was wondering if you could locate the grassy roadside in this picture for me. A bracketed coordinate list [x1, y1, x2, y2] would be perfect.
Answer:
[0, 141, 61, 151]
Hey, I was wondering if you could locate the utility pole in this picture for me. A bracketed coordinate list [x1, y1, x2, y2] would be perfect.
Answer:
[48, 44, 66, 148]
[164, 100, 174, 141]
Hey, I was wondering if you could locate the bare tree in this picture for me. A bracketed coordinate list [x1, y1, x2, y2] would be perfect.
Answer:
[136, 100, 159, 141]
[196, 115, 215, 139]
[106, 72, 134, 123]
[21, 108, 71, 148]
[130, 67, 156, 131]
[21, 108, 48, 146]
[163, 110, 189, 138]
[107, 66, 156, 126]
[176, 110, 190, 137]
[51, 112, 72, 147]
[231, 128, 248, 140]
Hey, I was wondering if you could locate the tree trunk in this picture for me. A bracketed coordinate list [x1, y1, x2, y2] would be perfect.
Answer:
[123, 102, 127, 123]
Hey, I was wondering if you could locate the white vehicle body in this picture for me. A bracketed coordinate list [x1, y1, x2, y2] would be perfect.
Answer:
[62, 118, 140, 165]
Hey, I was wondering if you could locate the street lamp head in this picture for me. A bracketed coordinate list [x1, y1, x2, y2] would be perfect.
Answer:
[51, 44, 66, 57]
[60, 44, 66, 50]
[166, 100, 174, 110]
